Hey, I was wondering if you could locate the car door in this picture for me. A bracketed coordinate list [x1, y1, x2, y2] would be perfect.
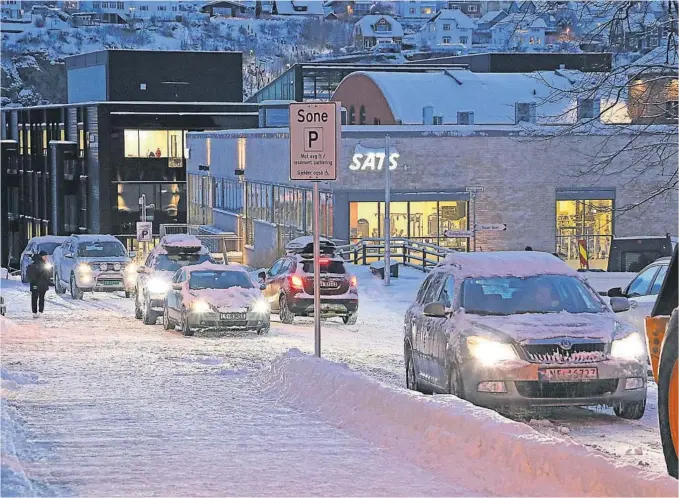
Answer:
[429, 274, 456, 390]
[263, 259, 285, 306]
[168, 270, 185, 320]
[59, 240, 74, 282]
[407, 273, 435, 369]
[417, 271, 448, 388]
[21, 242, 34, 277]
[619, 265, 661, 333]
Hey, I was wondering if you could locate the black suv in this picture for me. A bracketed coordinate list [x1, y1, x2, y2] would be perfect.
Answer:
[258, 239, 358, 325]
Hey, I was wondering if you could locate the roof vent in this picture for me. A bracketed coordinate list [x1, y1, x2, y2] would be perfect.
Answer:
[457, 111, 474, 125]
[423, 105, 434, 125]
[559, 63, 566, 70]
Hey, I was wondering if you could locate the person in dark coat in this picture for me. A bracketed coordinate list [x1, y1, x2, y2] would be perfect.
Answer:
[27, 251, 51, 318]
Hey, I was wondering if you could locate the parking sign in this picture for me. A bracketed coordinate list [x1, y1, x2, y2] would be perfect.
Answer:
[136, 222, 152, 242]
[289, 102, 339, 181]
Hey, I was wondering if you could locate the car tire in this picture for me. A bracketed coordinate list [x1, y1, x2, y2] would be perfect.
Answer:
[342, 312, 357, 325]
[614, 399, 646, 420]
[162, 305, 174, 331]
[279, 294, 295, 325]
[181, 310, 193, 337]
[257, 325, 270, 335]
[134, 292, 143, 320]
[657, 311, 678, 478]
[448, 362, 466, 400]
[405, 351, 430, 394]
[70, 274, 83, 300]
[54, 272, 66, 295]
[142, 297, 157, 326]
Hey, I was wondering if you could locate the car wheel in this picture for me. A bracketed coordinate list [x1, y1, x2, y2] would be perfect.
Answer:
[257, 325, 270, 335]
[162, 305, 174, 331]
[448, 362, 466, 400]
[70, 274, 83, 300]
[54, 272, 65, 295]
[614, 399, 646, 420]
[405, 352, 430, 394]
[134, 292, 143, 319]
[658, 311, 678, 478]
[279, 294, 295, 325]
[142, 297, 157, 326]
[342, 312, 357, 325]
[181, 310, 193, 337]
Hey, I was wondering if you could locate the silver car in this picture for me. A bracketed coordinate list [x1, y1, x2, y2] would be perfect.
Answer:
[404, 251, 648, 419]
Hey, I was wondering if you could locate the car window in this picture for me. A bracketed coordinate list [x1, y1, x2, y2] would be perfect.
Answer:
[279, 260, 292, 274]
[423, 273, 447, 304]
[439, 275, 455, 308]
[416, 274, 434, 304]
[650, 264, 668, 296]
[626, 266, 660, 297]
[269, 259, 284, 276]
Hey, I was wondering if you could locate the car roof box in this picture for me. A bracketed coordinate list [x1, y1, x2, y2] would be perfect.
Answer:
[285, 236, 336, 256]
[160, 234, 203, 254]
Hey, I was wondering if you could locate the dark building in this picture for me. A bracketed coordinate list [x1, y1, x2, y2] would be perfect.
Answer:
[66, 50, 244, 104]
[406, 52, 613, 72]
[1, 50, 257, 267]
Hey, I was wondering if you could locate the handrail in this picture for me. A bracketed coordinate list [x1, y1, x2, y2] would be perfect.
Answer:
[336, 237, 459, 272]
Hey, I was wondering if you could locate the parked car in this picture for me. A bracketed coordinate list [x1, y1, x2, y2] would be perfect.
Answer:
[607, 257, 670, 337]
[163, 263, 270, 336]
[53, 234, 135, 299]
[20, 236, 68, 284]
[135, 235, 214, 325]
[404, 251, 648, 419]
[258, 237, 358, 325]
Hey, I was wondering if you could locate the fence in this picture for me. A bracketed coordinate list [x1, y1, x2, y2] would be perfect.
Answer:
[335, 238, 457, 272]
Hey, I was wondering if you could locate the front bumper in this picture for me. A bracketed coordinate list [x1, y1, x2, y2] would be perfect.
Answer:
[288, 296, 359, 317]
[75, 271, 135, 293]
[460, 358, 647, 408]
[187, 311, 270, 332]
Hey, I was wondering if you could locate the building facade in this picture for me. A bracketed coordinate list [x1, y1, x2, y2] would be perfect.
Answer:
[353, 14, 404, 49]
[420, 8, 475, 50]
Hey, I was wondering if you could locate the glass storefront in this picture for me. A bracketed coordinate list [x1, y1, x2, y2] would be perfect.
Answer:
[124, 129, 187, 158]
[350, 200, 468, 250]
[556, 199, 613, 270]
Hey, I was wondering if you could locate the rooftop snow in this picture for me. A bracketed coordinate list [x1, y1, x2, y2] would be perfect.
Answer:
[274, 1, 324, 16]
[354, 15, 404, 38]
[477, 10, 504, 24]
[160, 234, 204, 248]
[438, 251, 578, 279]
[425, 9, 475, 30]
[492, 13, 547, 30]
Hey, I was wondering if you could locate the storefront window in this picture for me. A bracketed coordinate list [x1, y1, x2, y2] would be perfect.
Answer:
[124, 129, 184, 158]
[556, 199, 613, 270]
[350, 202, 380, 239]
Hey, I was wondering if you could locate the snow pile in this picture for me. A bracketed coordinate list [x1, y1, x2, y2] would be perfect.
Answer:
[262, 350, 677, 497]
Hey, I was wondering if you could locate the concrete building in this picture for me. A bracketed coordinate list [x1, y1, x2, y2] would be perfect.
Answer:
[420, 8, 475, 50]
[353, 14, 404, 50]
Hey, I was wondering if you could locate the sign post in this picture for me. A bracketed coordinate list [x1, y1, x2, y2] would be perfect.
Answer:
[384, 135, 391, 286]
[289, 102, 339, 358]
[465, 186, 484, 251]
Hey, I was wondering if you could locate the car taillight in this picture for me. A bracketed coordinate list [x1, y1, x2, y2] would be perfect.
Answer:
[290, 275, 304, 290]
[319, 258, 330, 265]
[350, 275, 358, 288]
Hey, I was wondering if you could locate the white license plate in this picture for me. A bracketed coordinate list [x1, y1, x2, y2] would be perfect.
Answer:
[320, 280, 339, 288]
[539, 367, 598, 382]
[221, 313, 246, 320]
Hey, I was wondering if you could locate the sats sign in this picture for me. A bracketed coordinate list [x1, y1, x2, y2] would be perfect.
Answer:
[349, 144, 399, 171]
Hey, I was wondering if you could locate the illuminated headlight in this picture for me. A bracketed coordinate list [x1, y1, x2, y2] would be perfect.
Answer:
[466, 336, 518, 366]
[77, 263, 92, 273]
[191, 300, 211, 313]
[81, 275, 92, 284]
[251, 299, 270, 314]
[113, 263, 122, 271]
[44, 262, 53, 270]
[147, 277, 169, 295]
[99, 263, 108, 271]
[125, 263, 138, 275]
[611, 333, 646, 360]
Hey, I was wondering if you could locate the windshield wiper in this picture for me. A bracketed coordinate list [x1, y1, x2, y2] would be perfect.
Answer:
[467, 310, 509, 316]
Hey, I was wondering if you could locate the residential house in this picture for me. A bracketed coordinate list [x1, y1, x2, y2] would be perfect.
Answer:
[491, 13, 547, 50]
[507, 1, 537, 15]
[447, 1, 481, 18]
[354, 14, 403, 49]
[627, 43, 679, 124]
[200, 1, 250, 17]
[473, 9, 507, 45]
[271, 0, 324, 17]
[610, 10, 663, 52]
[1, 0, 24, 19]
[394, 1, 442, 20]
[323, 0, 371, 19]
[421, 8, 474, 50]
[78, 1, 187, 23]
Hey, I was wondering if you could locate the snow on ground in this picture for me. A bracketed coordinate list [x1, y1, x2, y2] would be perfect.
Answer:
[0, 264, 673, 494]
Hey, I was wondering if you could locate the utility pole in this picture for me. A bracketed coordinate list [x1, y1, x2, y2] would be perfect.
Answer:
[465, 186, 484, 252]
[384, 134, 391, 286]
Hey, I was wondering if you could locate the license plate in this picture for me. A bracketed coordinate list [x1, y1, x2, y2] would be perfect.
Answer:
[320, 280, 339, 288]
[221, 312, 246, 320]
[539, 367, 598, 382]
[101, 280, 121, 286]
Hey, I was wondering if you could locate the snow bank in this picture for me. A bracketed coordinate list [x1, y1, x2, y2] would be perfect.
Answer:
[262, 350, 677, 497]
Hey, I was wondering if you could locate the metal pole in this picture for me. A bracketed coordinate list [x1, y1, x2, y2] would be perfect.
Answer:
[313, 182, 321, 357]
[472, 192, 477, 252]
[384, 135, 391, 286]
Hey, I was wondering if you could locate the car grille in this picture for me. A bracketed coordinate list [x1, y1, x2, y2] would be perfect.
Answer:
[522, 343, 607, 364]
[515, 379, 618, 399]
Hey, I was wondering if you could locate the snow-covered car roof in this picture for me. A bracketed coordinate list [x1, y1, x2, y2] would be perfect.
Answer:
[183, 262, 246, 275]
[28, 236, 68, 244]
[71, 234, 124, 244]
[151, 234, 208, 255]
[437, 251, 577, 279]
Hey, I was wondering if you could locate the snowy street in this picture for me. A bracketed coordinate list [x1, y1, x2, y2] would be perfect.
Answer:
[1, 265, 676, 496]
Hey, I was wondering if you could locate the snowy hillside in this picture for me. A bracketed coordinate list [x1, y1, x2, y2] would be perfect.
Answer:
[1, 15, 353, 105]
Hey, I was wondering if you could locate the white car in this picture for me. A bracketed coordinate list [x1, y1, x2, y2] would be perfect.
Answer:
[163, 263, 270, 336]
[607, 257, 671, 337]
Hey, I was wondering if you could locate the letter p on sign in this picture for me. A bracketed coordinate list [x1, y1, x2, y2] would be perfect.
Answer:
[305, 127, 323, 151]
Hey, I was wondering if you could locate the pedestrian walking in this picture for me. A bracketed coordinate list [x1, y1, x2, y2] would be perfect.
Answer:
[27, 251, 51, 318]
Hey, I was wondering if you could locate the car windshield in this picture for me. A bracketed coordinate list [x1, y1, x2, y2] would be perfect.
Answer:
[77, 241, 126, 258]
[461, 275, 605, 316]
[38, 242, 61, 255]
[155, 254, 211, 272]
[189, 271, 253, 290]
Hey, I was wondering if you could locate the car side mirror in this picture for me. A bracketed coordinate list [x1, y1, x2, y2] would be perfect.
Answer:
[423, 302, 447, 318]
[610, 296, 631, 313]
[172, 283, 182, 291]
[260, 283, 267, 291]
[607, 287, 623, 298]
[258, 271, 267, 281]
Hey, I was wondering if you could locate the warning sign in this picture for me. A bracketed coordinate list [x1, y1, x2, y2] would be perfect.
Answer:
[289, 102, 339, 181]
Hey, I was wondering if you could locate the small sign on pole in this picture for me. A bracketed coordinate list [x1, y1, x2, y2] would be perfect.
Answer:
[444, 229, 474, 238]
[465, 186, 484, 193]
[136, 222, 152, 242]
[289, 102, 340, 358]
[476, 223, 507, 231]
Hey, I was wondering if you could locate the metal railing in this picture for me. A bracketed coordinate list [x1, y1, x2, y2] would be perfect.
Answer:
[335, 238, 458, 272]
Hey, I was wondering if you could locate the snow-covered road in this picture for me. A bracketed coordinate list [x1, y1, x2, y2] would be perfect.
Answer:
[1, 265, 674, 495]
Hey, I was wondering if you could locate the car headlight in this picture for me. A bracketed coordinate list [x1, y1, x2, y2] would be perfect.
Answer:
[126, 263, 138, 274]
[147, 277, 169, 295]
[251, 299, 270, 314]
[611, 333, 646, 360]
[77, 263, 91, 273]
[191, 300, 211, 313]
[113, 263, 122, 271]
[466, 336, 518, 366]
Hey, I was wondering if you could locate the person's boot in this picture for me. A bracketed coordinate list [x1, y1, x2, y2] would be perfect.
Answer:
[32, 313, 39, 319]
